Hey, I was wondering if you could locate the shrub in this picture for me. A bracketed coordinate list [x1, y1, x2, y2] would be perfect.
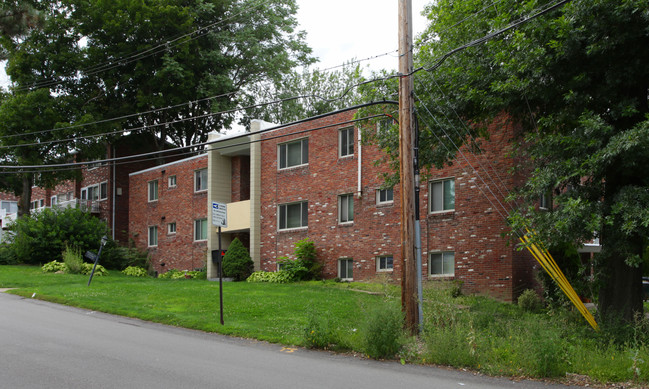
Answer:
[518, 289, 543, 313]
[246, 271, 292, 283]
[277, 257, 310, 282]
[222, 238, 253, 281]
[122, 266, 149, 277]
[294, 238, 322, 279]
[100, 243, 150, 270]
[158, 269, 204, 279]
[362, 303, 405, 359]
[80, 262, 108, 276]
[0, 243, 18, 265]
[7, 207, 110, 265]
[42, 260, 67, 273]
[62, 245, 83, 274]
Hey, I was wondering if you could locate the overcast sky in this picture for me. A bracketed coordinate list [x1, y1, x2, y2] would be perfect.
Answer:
[296, 0, 431, 72]
[0, 1, 431, 86]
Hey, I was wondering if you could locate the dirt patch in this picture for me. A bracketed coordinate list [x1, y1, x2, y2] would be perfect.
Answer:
[0, 288, 17, 293]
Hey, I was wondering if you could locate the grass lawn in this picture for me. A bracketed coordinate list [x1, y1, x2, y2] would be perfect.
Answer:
[2, 265, 649, 386]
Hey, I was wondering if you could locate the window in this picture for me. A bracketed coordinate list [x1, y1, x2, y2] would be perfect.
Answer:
[278, 201, 308, 230]
[540, 190, 552, 210]
[377, 255, 394, 272]
[168, 175, 177, 188]
[339, 194, 354, 223]
[377, 188, 394, 205]
[0, 201, 17, 214]
[39, 199, 44, 208]
[278, 138, 308, 169]
[81, 182, 108, 202]
[194, 218, 207, 241]
[339, 127, 354, 157]
[430, 178, 455, 213]
[148, 226, 158, 247]
[168, 222, 176, 234]
[148, 180, 159, 202]
[100, 182, 108, 200]
[195, 169, 207, 192]
[429, 252, 455, 276]
[339, 258, 353, 280]
[51, 196, 57, 206]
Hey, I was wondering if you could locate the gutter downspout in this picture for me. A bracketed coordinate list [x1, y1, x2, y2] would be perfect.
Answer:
[357, 127, 362, 198]
[111, 144, 116, 241]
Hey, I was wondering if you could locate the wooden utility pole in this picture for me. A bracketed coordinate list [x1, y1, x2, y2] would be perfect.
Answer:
[398, 0, 419, 334]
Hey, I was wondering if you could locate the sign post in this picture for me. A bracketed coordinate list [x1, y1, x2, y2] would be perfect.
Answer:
[211, 202, 227, 325]
[86, 235, 108, 286]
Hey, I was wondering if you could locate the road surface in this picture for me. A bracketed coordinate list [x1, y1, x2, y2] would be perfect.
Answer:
[0, 291, 578, 389]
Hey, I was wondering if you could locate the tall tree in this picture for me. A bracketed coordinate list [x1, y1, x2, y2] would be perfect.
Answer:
[363, 0, 649, 325]
[0, 0, 43, 60]
[4, 0, 314, 152]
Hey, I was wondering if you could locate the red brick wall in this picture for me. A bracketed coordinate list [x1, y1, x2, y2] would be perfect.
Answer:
[129, 154, 208, 274]
[259, 110, 534, 301]
[231, 156, 250, 202]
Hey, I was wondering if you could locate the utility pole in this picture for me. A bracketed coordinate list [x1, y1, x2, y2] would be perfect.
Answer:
[398, 0, 419, 334]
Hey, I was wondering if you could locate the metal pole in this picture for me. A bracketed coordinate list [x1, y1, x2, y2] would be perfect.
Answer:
[218, 226, 224, 325]
[87, 236, 107, 286]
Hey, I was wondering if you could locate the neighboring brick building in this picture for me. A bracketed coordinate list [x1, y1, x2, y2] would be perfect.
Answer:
[252, 109, 536, 301]
[128, 154, 210, 274]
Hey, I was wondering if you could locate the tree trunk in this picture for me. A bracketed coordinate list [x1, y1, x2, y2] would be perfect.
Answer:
[17, 174, 32, 218]
[597, 231, 644, 324]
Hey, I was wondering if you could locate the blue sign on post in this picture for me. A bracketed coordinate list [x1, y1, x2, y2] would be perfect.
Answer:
[212, 202, 227, 228]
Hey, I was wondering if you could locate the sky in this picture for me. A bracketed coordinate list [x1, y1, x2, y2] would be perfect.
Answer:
[295, 0, 431, 73]
[0, 0, 432, 86]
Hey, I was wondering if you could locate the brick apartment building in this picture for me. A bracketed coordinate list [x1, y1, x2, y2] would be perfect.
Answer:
[0, 133, 174, 244]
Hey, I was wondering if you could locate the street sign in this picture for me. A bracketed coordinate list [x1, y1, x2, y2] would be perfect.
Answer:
[211, 202, 227, 228]
[84, 251, 98, 261]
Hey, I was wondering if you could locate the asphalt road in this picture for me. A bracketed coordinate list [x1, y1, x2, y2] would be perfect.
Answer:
[0, 291, 579, 389]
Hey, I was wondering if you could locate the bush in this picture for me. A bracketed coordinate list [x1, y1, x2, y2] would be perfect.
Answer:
[277, 257, 310, 282]
[122, 266, 149, 277]
[362, 303, 405, 359]
[0, 243, 18, 265]
[42, 260, 67, 273]
[62, 245, 83, 274]
[222, 238, 253, 281]
[246, 271, 292, 283]
[294, 238, 321, 280]
[158, 269, 204, 279]
[80, 262, 108, 276]
[7, 207, 110, 265]
[518, 289, 543, 313]
[100, 243, 150, 270]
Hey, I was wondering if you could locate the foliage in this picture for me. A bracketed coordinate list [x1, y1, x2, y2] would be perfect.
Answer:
[158, 268, 203, 280]
[41, 260, 67, 273]
[304, 312, 336, 349]
[0, 243, 18, 265]
[100, 243, 150, 271]
[121, 266, 149, 278]
[276, 238, 322, 281]
[62, 245, 82, 274]
[246, 270, 292, 284]
[6, 206, 109, 265]
[361, 302, 405, 360]
[80, 262, 107, 276]
[2, 0, 314, 152]
[221, 238, 253, 281]
[517, 289, 543, 313]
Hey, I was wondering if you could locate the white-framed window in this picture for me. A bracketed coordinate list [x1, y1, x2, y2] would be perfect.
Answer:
[195, 169, 207, 192]
[278, 201, 308, 230]
[168, 175, 177, 188]
[148, 180, 159, 202]
[30, 200, 42, 210]
[0, 200, 17, 214]
[338, 258, 353, 280]
[339, 127, 354, 157]
[377, 188, 394, 205]
[167, 222, 176, 234]
[338, 193, 354, 224]
[81, 182, 108, 202]
[194, 218, 207, 241]
[50, 196, 57, 206]
[278, 138, 308, 169]
[429, 251, 455, 276]
[148, 226, 158, 247]
[376, 255, 394, 272]
[430, 178, 455, 213]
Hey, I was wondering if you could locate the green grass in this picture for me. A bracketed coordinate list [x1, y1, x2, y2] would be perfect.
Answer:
[2, 265, 649, 385]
